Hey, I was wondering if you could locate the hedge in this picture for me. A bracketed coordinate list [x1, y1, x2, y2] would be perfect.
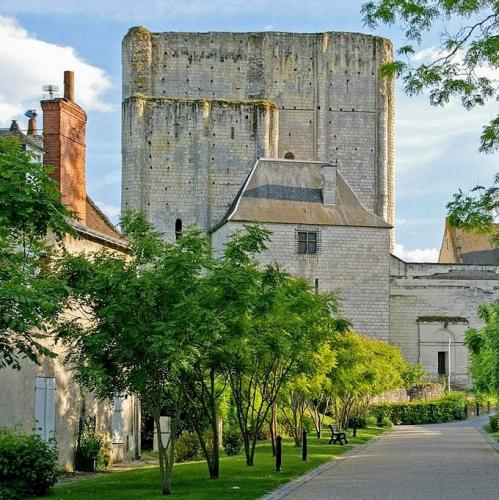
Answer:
[0, 428, 58, 499]
[371, 398, 467, 425]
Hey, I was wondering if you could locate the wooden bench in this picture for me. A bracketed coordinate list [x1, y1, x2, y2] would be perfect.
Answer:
[328, 424, 348, 445]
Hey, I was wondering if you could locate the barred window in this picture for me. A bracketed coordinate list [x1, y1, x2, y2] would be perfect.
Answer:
[298, 231, 317, 254]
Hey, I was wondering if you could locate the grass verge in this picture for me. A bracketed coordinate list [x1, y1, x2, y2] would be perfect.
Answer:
[484, 424, 499, 443]
[47, 427, 385, 499]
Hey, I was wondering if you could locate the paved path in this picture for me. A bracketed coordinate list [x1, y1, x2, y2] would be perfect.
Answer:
[281, 415, 499, 500]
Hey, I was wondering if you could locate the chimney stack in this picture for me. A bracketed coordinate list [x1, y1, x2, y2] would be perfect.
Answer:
[26, 110, 38, 135]
[64, 71, 74, 102]
[41, 71, 87, 222]
[321, 163, 337, 206]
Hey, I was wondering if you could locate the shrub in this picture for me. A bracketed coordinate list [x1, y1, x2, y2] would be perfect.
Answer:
[223, 429, 243, 456]
[75, 431, 111, 472]
[348, 415, 367, 429]
[371, 397, 467, 425]
[174, 432, 199, 463]
[0, 428, 58, 499]
[490, 415, 499, 432]
[402, 362, 428, 389]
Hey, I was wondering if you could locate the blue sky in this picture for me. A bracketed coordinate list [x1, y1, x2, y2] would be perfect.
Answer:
[0, 0, 497, 261]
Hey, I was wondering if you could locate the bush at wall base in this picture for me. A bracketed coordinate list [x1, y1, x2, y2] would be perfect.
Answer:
[371, 396, 467, 425]
[0, 428, 58, 499]
[75, 431, 112, 472]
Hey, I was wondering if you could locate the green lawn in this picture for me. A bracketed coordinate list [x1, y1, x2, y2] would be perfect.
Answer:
[48, 427, 384, 499]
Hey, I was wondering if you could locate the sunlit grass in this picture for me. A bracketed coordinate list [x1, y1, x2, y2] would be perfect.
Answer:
[47, 427, 384, 499]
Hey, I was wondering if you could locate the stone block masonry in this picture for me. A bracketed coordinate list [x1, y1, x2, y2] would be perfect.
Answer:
[389, 256, 499, 387]
[122, 28, 395, 245]
[122, 96, 277, 239]
[213, 222, 391, 341]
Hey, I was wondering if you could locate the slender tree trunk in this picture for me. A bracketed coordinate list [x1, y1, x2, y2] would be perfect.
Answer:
[270, 401, 277, 456]
[210, 369, 220, 479]
[242, 430, 252, 465]
[153, 411, 171, 496]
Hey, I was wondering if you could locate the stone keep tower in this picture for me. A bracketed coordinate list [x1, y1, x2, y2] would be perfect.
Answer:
[122, 28, 394, 243]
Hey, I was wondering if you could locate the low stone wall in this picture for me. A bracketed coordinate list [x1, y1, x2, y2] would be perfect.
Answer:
[371, 389, 409, 404]
[371, 383, 444, 404]
[408, 383, 444, 401]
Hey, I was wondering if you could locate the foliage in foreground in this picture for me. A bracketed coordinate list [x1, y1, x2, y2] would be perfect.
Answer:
[362, 0, 499, 153]
[371, 394, 467, 425]
[0, 428, 58, 499]
[58, 213, 350, 495]
[0, 137, 72, 369]
[466, 302, 499, 396]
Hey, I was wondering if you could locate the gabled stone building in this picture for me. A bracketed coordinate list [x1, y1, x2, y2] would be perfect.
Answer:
[122, 28, 499, 388]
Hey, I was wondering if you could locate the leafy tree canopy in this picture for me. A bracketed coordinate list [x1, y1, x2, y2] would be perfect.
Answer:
[465, 301, 499, 395]
[0, 138, 72, 369]
[362, 0, 499, 152]
[446, 173, 499, 244]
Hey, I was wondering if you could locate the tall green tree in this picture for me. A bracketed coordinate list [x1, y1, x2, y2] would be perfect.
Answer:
[0, 137, 72, 369]
[362, 0, 499, 153]
[465, 302, 499, 396]
[329, 331, 406, 428]
[58, 212, 212, 496]
[211, 227, 345, 465]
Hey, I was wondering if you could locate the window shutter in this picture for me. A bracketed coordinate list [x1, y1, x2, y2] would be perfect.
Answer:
[35, 377, 56, 441]
[112, 397, 125, 444]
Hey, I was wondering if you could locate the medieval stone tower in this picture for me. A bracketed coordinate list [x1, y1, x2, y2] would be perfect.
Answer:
[122, 28, 395, 245]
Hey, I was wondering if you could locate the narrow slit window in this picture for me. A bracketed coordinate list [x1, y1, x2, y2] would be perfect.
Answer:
[231, 127, 235, 139]
[175, 218, 182, 241]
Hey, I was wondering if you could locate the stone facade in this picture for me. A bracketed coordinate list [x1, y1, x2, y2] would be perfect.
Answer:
[122, 96, 277, 237]
[122, 29, 499, 388]
[390, 256, 499, 388]
[122, 28, 395, 245]
[213, 221, 391, 340]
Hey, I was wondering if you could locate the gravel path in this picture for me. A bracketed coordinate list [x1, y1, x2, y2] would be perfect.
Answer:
[272, 415, 499, 500]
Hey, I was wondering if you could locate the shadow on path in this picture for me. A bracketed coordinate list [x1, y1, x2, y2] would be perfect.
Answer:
[267, 414, 499, 500]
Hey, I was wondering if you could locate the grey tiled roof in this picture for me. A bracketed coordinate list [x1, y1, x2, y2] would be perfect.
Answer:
[216, 159, 391, 229]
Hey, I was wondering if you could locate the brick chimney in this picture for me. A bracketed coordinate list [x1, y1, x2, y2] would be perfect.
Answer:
[41, 71, 87, 222]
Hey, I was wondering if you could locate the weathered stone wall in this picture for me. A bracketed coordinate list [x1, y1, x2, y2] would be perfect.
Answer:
[122, 28, 394, 241]
[389, 256, 499, 388]
[213, 222, 391, 340]
[122, 96, 277, 239]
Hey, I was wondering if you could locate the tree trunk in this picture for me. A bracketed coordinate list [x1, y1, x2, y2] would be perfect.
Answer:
[153, 411, 172, 496]
[270, 401, 277, 456]
[242, 430, 252, 465]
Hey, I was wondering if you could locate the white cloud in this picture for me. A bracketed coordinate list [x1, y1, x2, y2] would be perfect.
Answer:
[94, 200, 121, 221]
[393, 243, 439, 263]
[0, 16, 112, 126]
[88, 168, 121, 190]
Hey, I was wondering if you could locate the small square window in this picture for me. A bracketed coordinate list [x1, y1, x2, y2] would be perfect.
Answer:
[297, 231, 318, 254]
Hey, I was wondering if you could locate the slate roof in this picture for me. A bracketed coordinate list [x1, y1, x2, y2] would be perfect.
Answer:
[216, 158, 391, 229]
